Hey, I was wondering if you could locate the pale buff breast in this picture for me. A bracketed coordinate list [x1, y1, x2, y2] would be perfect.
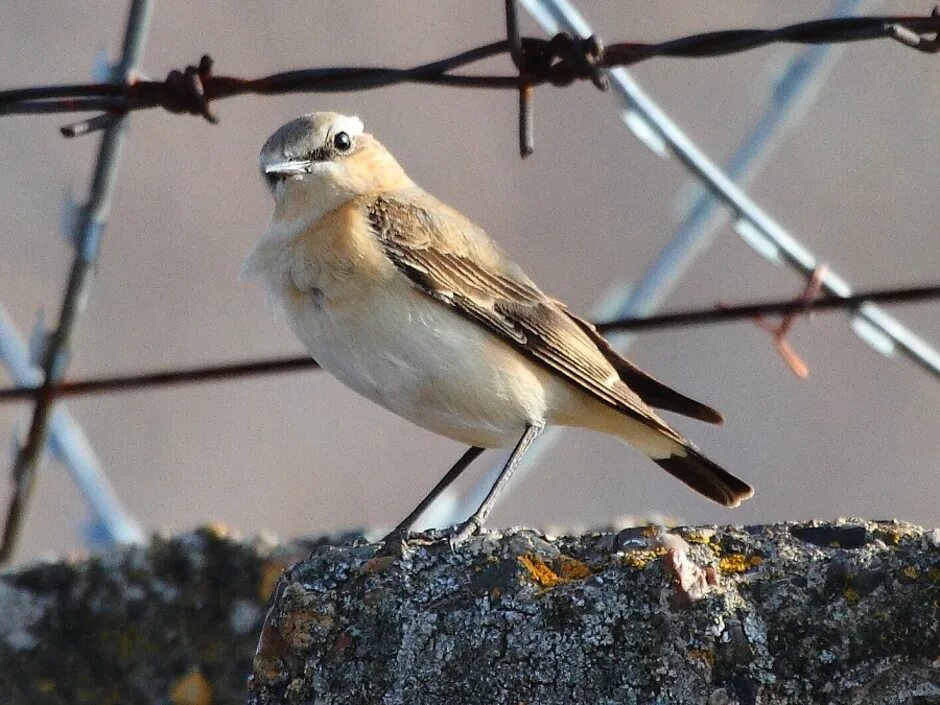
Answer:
[254, 200, 579, 448]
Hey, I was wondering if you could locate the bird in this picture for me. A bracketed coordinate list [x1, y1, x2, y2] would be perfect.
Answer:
[244, 111, 753, 546]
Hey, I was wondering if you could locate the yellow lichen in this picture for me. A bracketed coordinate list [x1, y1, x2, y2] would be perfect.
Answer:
[874, 525, 917, 546]
[518, 554, 561, 588]
[844, 588, 860, 605]
[684, 532, 714, 546]
[883, 530, 903, 545]
[928, 567, 940, 583]
[718, 553, 761, 574]
[622, 548, 667, 569]
[902, 566, 918, 579]
[170, 670, 212, 705]
[518, 553, 591, 588]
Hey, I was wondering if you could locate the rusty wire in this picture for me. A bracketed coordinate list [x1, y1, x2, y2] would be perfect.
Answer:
[0, 0, 153, 564]
[0, 282, 936, 404]
[0, 10, 937, 154]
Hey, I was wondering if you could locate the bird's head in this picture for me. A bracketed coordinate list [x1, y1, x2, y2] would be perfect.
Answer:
[259, 112, 413, 221]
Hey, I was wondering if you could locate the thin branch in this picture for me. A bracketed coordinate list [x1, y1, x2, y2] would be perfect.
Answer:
[0, 305, 143, 546]
[0, 283, 935, 405]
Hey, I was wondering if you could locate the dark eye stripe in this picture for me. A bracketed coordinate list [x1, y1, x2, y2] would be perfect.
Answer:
[306, 136, 354, 162]
[308, 144, 334, 161]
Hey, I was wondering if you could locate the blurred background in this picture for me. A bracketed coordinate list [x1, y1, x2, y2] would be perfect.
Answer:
[1, 2, 937, 566]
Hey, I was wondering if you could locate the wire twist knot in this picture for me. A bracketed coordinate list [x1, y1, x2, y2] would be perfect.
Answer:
[160, 54, 218, 123]
[524, 33, 609, 90]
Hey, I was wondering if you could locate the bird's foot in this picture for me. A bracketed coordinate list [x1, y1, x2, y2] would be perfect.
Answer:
[448, 517, 482, 551]
[374, 529, 438, 557]
[374, 531, 408, 557]
[376, 521, 483, 555]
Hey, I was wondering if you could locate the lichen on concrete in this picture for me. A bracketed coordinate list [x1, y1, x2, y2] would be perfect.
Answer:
[2, 520, 938, 704]
[0, 526, 344, 705]
[248, 520, 940, 705]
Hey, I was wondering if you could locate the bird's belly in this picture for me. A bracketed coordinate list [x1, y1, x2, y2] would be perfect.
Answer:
[280, 282, 550, 448]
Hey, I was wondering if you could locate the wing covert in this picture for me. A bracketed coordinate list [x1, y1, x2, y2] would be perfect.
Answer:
[362, 192, 675, 432]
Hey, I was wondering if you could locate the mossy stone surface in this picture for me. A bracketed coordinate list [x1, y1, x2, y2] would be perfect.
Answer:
[250, 520, 940, 705]
[2, 521, 939, 704]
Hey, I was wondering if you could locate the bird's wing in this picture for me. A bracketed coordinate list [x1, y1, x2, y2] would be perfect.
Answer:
[562, 310, 723, 424]
[362, 192, 681, 434]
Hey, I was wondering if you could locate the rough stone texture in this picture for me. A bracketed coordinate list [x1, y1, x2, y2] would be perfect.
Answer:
[249, 520, 940, 705]
[2, 521, 939, 705]
[0, 526, 338, 705]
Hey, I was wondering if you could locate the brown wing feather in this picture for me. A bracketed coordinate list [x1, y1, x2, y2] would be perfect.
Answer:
[562, 310, 724, 424]
[362, 192, 683, 436]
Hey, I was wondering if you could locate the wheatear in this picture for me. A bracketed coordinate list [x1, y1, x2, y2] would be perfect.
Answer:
[245, 112, 753, 545]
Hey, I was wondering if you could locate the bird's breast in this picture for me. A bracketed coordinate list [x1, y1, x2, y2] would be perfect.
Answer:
[289, 272, 558, 446]
[250, 200, 572, 447]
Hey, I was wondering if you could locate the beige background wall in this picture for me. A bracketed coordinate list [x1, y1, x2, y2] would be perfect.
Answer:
[1, 2, 937, 564]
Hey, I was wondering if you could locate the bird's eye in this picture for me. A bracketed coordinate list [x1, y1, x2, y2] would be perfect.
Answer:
[333, 132, 352, 152]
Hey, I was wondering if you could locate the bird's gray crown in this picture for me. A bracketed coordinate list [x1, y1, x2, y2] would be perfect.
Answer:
[259, 112, 364, 170]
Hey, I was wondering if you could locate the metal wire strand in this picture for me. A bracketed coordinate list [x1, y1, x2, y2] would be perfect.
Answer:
[0, 282, 935, 404]
[0, 10, 936, 143]
[0, 0, 154, 565]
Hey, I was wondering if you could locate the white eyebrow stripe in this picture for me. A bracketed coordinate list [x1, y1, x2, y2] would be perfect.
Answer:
[331, 115, 364, 138]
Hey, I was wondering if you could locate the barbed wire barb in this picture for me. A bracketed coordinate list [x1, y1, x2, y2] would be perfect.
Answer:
[741, 265, 829, 379]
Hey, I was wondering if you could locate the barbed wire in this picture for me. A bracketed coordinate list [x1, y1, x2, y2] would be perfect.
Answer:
[0, 282, 935, 404]
[0, 8, 937, 153]
[444, 0, 940, 527]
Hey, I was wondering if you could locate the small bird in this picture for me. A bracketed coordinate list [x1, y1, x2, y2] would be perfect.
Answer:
[245, 112, 753, 545]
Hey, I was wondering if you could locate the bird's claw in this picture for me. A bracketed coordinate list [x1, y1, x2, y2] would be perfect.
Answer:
[374, 530, 410, 557]
[448, 517, 482, 551]
[377, 521, 482, 555]
[375, 529, 442, 557]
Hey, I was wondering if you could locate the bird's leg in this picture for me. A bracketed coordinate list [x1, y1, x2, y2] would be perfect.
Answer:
[449, 423, 544, 548]
[379, 445, 485, 551]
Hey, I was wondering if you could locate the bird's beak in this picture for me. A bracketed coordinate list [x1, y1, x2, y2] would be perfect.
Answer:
[264, 160, 313, 176]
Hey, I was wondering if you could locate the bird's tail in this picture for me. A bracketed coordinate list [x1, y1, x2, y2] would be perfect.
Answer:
[566, 393, 753, 507]
[603, 412, 753, 508]
[650, 444, 753, 508]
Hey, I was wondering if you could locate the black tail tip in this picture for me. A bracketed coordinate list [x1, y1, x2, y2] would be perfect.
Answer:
[654, 451, 753, 508]
[693, 404, 724, 425]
